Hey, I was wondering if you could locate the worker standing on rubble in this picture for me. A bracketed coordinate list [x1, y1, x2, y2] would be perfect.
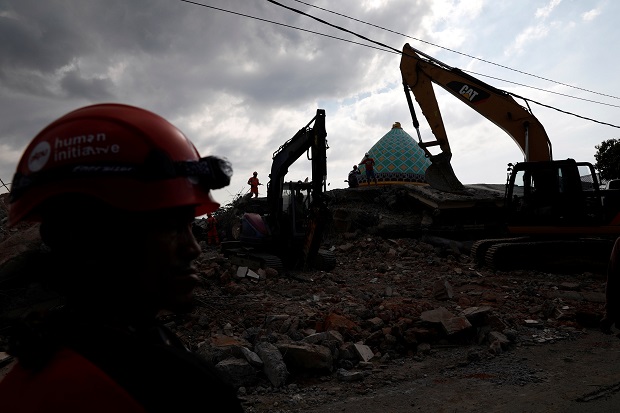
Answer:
[601, 236, 620, 336]
[206, 212, 220, 246]
[0, 103, 243, 412]
[347, 165, 361, 188]
[359, 153, 378, 185]
[248, 171, 262, 198]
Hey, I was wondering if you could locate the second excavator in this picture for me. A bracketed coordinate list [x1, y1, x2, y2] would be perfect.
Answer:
[220, 109, 336, 272]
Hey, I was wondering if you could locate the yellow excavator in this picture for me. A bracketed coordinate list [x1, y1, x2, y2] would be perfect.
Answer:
[399, 43, 620, 272]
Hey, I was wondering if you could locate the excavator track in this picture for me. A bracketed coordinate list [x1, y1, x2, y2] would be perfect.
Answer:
[470, 237, 530, 266]
[483, 238, 614, 273]
[220, 242, 285, 273]
[250, 252, 285, 273]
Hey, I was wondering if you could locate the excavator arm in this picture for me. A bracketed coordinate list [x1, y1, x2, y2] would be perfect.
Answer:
[267, 109, 327, 222]
[400, 43, 552, 191]
[266, 109, 330, 268]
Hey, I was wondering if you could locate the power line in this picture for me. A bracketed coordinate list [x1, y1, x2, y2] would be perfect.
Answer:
[469, 70, 620, 109]
[266, 0, 620, 128]
[290, 0, 620, 102]
[178, 0, 397, 54]
[179, 0, 620, 128]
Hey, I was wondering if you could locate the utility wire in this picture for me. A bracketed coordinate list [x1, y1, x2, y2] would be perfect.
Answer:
[178, 0, 397, 54]
[291, 0, 620, 101]
[179, 0, 620, 128]
[470, 70, 620, 109]
[267, 0, 620, 128]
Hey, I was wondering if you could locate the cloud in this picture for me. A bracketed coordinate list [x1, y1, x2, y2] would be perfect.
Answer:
[1, 0, 618, 210]
[535, 0, 562, 20]
[503, 24, 551, 57]
[582, 8, 601, 21]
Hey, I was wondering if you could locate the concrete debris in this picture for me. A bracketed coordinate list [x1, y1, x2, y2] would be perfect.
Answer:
[236, 266, 248, 278]
[254, 341, 289, 388]
[441, 316, 472, 336]
[488, 331, 511, 349]
[216, 358, 258, 388]
[433, 279, 454, 300]
[246, 269, 260, 280]
[336, 368, 365, 382]
[240, 347, 264, 368]
[420, 307, 455, 323]
[353, 343, 374, 362]
[276, 342, 333, 373]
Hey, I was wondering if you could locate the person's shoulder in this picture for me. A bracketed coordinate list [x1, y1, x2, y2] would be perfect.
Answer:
[0, 348, 146, 412]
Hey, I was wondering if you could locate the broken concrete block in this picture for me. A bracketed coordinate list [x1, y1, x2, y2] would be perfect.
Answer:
[302, 330, 344, 345]
[354, 343, 374, 362]
[366, 317, 385, 331]
[276, 342, 333, 373]
[215, 358, 258, 388]
[246, 268, 260, 280]
[240, 346, 264, 368]
[488, 339, 503, 355]
[255, 341, 289, 388]
[236, 266, 248, 278]
[433, 279, 454, 300]
[461, 306, 492, 326]
[488, 331, 510, 349]
[441, 316, 472, 336]
[420, 307, 455, 324]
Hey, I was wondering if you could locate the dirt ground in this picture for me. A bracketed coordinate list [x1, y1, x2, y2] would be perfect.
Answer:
[243, 330, 620, 413]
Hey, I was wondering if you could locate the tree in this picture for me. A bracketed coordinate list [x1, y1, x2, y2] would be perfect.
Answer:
[594, 138, 620, 181]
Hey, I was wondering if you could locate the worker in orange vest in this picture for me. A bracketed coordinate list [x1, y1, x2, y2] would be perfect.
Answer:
[247, 171, 262, 198]
[359, 153, 378, 185]
[206, 212, 220, 246]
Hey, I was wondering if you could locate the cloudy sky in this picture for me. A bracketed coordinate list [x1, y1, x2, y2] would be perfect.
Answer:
[1, 0, 619, 207]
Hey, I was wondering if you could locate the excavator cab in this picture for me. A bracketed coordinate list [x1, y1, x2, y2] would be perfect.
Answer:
[506, 159, 598, 227]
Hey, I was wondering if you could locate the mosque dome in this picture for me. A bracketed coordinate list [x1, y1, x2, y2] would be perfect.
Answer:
[357, 122, 430, 185]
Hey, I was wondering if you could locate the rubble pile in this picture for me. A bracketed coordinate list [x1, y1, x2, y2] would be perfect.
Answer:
[171, 235, 605, 393]
[0, 190, 609, 412]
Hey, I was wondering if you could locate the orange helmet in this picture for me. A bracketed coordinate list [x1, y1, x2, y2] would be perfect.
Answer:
[8, 103, 232, 226]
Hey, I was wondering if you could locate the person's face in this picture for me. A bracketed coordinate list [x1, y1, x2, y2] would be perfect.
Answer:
[130, 206, 202, 315]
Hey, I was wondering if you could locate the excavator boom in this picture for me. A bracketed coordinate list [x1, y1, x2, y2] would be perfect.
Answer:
[400, 43, 552, 191]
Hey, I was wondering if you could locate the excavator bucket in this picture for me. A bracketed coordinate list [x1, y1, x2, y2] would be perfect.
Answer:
[425, 151, 465, 192]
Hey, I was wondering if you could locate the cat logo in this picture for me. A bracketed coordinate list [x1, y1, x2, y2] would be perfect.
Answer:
[447, 81, 490, 105]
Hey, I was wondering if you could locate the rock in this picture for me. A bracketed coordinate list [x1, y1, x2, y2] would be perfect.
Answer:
[215, 358, 258, 387]
[254, 341, 289, 388]
[276, 342, 333, 373]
